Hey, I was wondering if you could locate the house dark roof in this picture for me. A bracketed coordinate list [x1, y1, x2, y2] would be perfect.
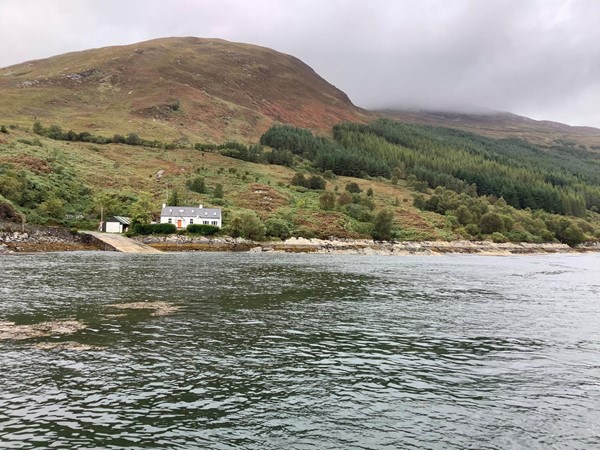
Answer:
[160, 206, 221, 219]
[107, 216, 131, 225]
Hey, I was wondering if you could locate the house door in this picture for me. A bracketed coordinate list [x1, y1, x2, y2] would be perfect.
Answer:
[177, 219, 182, 229]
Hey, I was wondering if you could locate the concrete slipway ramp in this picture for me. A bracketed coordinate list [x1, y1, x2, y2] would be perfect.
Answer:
[81, 231, 162, 254]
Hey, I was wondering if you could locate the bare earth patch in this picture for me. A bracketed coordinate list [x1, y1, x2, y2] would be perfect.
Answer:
[0, 320, 87, 341]
[107, 301, 180, 317]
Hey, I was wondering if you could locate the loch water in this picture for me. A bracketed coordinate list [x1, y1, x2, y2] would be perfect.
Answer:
[1, 252, 599, 449]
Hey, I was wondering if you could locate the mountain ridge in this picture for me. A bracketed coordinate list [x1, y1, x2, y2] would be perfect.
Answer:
[0, 37, 369, 142]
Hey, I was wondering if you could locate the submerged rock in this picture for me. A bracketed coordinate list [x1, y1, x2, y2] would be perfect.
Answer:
[107, 301, 180, 317]
[0, 320, 87, 340]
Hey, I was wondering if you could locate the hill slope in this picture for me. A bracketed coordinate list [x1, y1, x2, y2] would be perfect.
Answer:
[0, 37, 368, 142]
[380, 109, 600, 151]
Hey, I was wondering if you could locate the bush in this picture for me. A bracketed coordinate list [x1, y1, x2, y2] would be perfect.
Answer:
[187, 224, 220, 235]
[0, 125, 7, 134]
[480, 212, 505, 234]
[371, 209, 394, 241]
[345, 182, 361, 193]
[490, 232, 509, 243]
[213, 184, 224, 199]
[265, 218, 292, 240]
[125, 133, 142, 146]
[130, 222, 177, 235]
[319, 191, 336, 210]
[343, 203, 373, 222]
[186, 176, 206, 194]
[226, 211, 266, 240]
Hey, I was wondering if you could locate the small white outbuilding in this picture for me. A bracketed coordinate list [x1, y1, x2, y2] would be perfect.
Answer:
[102, 216, 131, 233]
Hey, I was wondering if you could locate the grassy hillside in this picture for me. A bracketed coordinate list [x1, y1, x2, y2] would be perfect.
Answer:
[1, 122, 599, 245]
[0, 37, 368, 143]
[0, 125, 439, 240]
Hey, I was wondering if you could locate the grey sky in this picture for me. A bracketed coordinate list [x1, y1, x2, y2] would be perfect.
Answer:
[1, 0, 599, 127]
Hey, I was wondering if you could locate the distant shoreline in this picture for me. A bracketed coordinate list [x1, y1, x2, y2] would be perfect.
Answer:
[1, 225, 599, 255]
[136, 236, 599, 256]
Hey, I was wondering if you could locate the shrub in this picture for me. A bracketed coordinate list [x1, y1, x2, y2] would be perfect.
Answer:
[125, 133, 142, 146]
[130, 222, 177, 235]
[337, 191, 353, 207]
[490, 232, 509, 243]
[307, 175, 326, 190]
[213, 183, 224, 199]
[480, 212, 505, 234]
[319, 191, 336, 210]
[0, 125, 7, 134]
[186, 176, 206, 194]
[345, 182, 361, 193]
[227, 211, 266, 240]
[343, 203, 373, 222]
[187, 224, 220, 235]
[265, 218, 292, 240]
[371, 209, 395, 241]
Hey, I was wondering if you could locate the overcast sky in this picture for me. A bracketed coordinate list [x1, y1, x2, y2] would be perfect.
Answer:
[1, 0, 599, 127]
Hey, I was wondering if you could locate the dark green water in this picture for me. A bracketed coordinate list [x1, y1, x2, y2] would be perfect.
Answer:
[1, 252, 599, 449]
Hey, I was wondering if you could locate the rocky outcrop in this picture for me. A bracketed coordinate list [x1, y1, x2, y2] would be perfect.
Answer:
[0, 224, 102, 252]
[134, 235, 586, 255]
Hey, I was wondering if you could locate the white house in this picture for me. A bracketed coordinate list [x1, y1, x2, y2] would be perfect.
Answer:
[160, 204, 222, 230]
[101, 216, 131, 233]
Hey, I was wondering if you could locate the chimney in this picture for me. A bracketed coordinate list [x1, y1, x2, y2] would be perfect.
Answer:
[199, 204, 203, 209]
[162, 203, 166, 208]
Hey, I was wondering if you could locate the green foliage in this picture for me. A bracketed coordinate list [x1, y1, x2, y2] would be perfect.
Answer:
[167, 189, 180, 206]
[213, 183, 224, 199]
[319, 191, 336, 210]
[345, 182, 361, 193]
[371, 209, 395, 241]
[343, 203, 373, 222]
[480, 212, 505, 234]
[186, 176, 206, 194]
[125, 133, 142, 146]
[337, 191, 353, 206]
[130, 222, 177, 235]
[291, 172, 326, 190]
[0, 196, 21, 222]
[0, 125, 7, 134]
[33, 121, 45, 135]
[129, 193, 154, 225]
[490, 232, 509, 243]
[261, 124, 391, 177]
[226, 210, 266, 240]
[366, 187, 374, 197]
[332, 119, 600, 215]
[186, 224, 220, 235]
[218, 142, 263, 163]
[545, 216, 586, 247]
[265, 218, 292, 240]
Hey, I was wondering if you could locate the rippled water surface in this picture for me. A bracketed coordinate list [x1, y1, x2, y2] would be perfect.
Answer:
[1, 252, 600, 449]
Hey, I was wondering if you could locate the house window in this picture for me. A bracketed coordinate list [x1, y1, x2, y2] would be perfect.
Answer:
[211, 221, 218, 226]
[203, 220, 209, 225]
[168, 218, 172, 223]
[190, 219, 194, 224]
